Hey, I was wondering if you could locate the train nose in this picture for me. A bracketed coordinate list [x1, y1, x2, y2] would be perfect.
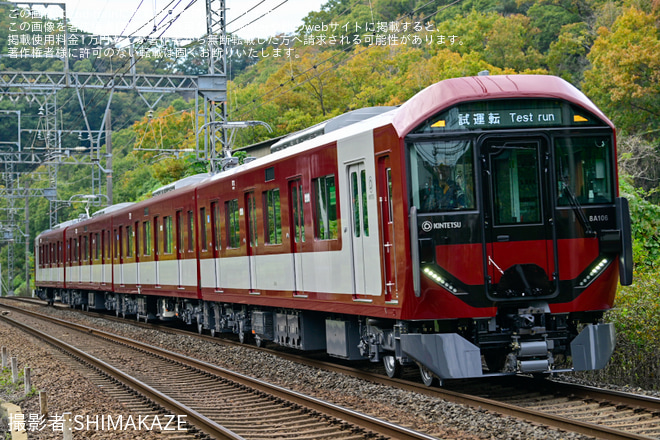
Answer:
[495, 263, 552, 298]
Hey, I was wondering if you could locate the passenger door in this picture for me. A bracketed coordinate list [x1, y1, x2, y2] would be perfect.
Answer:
[245, 192, 258, 292]
[289, 178, 305, 296]
[348, 162, 370, 296]
[481, 136, 557, 297]
[378, 156, 397, 302]
[176, 210, 183, 288]
[153, 217, 160, 286]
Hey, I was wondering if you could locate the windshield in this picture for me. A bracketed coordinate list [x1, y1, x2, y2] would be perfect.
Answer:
[408, 140, 476, 213]
[555, 135, 614, 206]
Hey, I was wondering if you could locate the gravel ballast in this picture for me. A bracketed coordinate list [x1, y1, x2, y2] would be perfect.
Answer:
[1, 303, 598, 439]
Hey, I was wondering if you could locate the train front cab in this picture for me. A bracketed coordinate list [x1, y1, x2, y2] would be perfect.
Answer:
[399, 91, 633, 382]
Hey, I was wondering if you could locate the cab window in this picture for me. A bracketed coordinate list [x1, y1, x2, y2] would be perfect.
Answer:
[408, 140, 476, 213]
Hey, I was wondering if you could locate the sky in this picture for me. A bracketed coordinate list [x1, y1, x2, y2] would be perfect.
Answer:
[28, 0, 327, 40]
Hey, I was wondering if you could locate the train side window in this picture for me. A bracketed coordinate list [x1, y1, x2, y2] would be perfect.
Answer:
[226, 199, 240, 248]
[176, 211, 184, 254]
[74, 238, 79, 262]
[153, 218, 159, 255]
[264, 188, 281, 245]
[164, 216, 173, 254]
[83, 236, 89, 261]
[114, 229, 119, 259]
[143, 221, 151, 256]
[134, 222, 140, 257]
[247, 192, 258, 247]
[313, 175, 338, 240]
[211, 202, 221, 251]
[118, 227, 124, 259]
[199, 207, 207, 251]
[126, 225, 133, 257]
[291, 180, 305, 243]
[187, 210, 195, 252]
[95, 233, 100, 260]
[106, 231, 111, 260]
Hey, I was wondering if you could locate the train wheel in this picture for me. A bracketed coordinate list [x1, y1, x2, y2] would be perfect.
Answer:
[254, 336, 265, 348]
[210, 329, 216, 337]
[238, 331, 246, 344]
[419, 365, 436, 387]
[197, 323, 203, 334]
[383, 355, 402, 378]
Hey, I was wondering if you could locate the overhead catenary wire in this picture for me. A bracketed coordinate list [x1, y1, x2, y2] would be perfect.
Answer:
[231, 0, 462, 120]
[63, 0, 200, 135]
[226, 0, 268, 27]
[228, 0, 289, 36]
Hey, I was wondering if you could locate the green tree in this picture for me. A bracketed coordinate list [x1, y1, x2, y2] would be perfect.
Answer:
[483, 14, 544, 71]
[547, 21, 593, 84]
[527, 2, 581, 51]
[583, 7, 660, 136]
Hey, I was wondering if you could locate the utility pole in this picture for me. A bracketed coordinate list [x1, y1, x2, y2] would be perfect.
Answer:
[106, 109, 113, 206]
[25, 179, 30, 296]
[201, 0, 229, 173]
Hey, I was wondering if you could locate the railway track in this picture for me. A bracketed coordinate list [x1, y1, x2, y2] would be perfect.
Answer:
[5, 298, 660, 440]
[0, 301, 438, 440]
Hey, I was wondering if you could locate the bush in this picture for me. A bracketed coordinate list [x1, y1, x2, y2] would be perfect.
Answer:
[596, 271, 660, 389]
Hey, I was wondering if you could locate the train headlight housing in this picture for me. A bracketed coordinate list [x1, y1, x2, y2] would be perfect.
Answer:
[578, 258, 609, 287]
[423, 267, 463, 294]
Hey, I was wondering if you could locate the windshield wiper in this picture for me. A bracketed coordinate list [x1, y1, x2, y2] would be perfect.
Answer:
[562, 182, 596, 237]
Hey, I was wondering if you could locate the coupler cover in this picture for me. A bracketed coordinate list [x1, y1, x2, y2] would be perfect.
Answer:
[400, 333, 483, 379]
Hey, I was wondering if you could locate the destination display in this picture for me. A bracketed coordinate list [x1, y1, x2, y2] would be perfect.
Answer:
[416, 99, 604, 132]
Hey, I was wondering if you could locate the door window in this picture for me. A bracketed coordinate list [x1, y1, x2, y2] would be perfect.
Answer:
[291, 180, 305, 243]
[350, 169, 369, 237]
[491, 145, 541, 225]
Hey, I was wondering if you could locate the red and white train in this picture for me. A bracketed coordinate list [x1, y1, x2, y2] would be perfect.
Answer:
[35, 74, 633, 384]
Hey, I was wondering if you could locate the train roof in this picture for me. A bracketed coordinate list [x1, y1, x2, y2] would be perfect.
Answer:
[152, 173, 211, 197]
[36, 216, 86, 239]
[270, 106, 398, 153]
[392, 74, 614, 135]
[52, 217, 87, 229]
[91, 202, 136, 218]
